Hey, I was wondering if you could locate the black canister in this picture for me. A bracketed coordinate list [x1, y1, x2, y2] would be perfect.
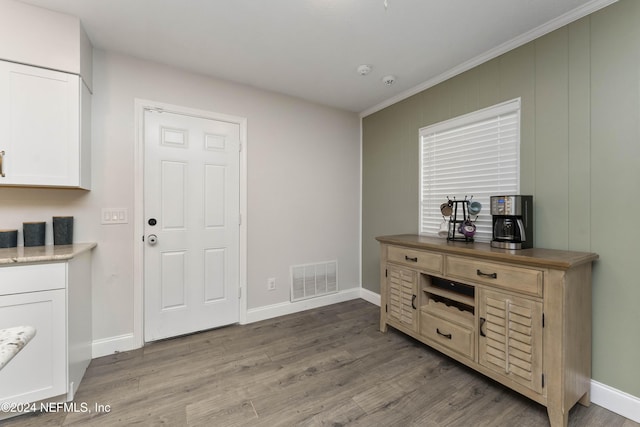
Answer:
[53, 216, 73, 245]
[23, 222, 46, 247]
[0, 229, 18, 248]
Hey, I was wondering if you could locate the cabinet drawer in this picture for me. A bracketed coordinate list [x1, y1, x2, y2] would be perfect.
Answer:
[446, 256, 542, 297]
[387, 246, 443, 273]
[0, 263, 66, 295]
[420, 312, 474, 359]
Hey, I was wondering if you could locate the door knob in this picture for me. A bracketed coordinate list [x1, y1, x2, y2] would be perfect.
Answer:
[147, 234, 158, 245]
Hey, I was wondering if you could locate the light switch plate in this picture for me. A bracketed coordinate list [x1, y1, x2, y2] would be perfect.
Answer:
[101, 208, 128, 224]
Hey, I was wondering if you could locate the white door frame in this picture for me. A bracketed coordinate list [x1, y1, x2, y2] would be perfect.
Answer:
[133, 98, 248, 349]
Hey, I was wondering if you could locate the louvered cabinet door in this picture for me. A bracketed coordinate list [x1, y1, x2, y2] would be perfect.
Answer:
[386, 265, 419, 333]
[479, 288, 543, 394]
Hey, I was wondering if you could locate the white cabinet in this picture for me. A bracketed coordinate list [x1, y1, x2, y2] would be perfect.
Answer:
[0, 286, 67, 403]
[0, 248, 93, 414]
[0, 60, 91, 189]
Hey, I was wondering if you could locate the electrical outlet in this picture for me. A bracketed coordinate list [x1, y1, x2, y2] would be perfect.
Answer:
[267, 277, 276, 291]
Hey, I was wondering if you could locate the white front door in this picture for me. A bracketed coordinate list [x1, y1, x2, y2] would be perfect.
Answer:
[143, 108, 240, 342]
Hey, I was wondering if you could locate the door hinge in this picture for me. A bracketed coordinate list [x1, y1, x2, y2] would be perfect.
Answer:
[238, 287, 242, 299]
[542, 313, 545, 328]
[239, 213, 242, 226]
[385, 269, 388, 277]
[385, 304, 388, 313]
[542, 373, 545, 388]
[239, 143, 242, 152]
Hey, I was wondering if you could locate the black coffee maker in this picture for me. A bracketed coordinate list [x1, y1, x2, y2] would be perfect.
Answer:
[490, 195, 533, 249]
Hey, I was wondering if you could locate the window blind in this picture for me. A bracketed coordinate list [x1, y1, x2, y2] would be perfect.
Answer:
[419, 99, 520, 242]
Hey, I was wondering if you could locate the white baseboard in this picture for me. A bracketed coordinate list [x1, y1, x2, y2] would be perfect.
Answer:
[359, 287, 381, 306]
[91, 288, 364, 356]
[245, 288, 361, 324]
[92, 333, 138, 358]
[591, 380, 640, 423]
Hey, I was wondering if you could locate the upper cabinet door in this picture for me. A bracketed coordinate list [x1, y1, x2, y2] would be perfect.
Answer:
[0, 60, 89, 189]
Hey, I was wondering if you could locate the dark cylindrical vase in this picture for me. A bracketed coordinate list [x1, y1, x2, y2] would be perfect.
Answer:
[0, 230, 18, 248]
[23, 222, 46, 247]
[53, 216, 73, 245]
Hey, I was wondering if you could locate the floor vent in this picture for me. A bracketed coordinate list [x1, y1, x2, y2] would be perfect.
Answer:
[290, 261, 338, 302]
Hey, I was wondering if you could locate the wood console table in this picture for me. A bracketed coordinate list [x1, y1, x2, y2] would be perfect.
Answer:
[377, 234, 598, 427]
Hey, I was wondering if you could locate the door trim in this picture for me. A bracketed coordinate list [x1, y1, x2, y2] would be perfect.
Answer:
[133, 98, 248, 349]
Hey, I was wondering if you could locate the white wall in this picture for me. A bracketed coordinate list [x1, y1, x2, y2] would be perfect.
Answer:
[0, 49, 361, 352]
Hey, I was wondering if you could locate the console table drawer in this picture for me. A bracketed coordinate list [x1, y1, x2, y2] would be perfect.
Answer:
[446, 256, 542, 297]
[421, 312, 474, 359]
[387, 246, 443, 273]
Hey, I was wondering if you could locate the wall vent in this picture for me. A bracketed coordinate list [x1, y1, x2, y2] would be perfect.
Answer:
[290, 261, 338, 302]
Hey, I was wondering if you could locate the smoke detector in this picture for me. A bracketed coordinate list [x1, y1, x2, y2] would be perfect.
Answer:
[357, 64, 372, 76]
[382, 75, 396, 86]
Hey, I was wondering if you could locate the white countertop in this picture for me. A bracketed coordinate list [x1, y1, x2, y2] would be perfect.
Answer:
[0, 326, 36, 370]
[0, 243, 96, 265]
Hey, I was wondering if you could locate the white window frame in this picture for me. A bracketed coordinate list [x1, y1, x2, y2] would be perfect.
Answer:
[419, 98, 521, 242]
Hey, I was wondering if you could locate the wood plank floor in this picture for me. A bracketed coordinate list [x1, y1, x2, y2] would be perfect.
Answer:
[4, 299, 638, 426]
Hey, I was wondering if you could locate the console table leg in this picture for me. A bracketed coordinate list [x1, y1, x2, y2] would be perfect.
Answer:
[578, 389, 591, 407]
[547, 407, 569, 427]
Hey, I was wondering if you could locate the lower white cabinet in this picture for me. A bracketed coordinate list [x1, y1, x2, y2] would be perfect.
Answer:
[0, 249, 92, 414]
[0, 287, 67, 403]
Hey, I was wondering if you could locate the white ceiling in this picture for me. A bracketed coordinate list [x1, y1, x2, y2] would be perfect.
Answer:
[21, 0, 616, 114]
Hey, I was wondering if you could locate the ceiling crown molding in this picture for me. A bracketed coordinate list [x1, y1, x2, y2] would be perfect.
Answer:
[360, 0, 619, 118]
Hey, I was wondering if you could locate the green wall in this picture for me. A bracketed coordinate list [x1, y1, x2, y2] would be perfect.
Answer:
[362, 0, 640, 399]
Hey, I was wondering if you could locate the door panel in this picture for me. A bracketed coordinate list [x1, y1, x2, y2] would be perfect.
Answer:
[386, 265, 418, 332]
[0, 61, 81, 187]
[204, 248, 226, 302]
[144, 109, 240, 342]
[205, 165, 226, 227]
[161, 251, 187, 309]
[161, 161, 187, 229]
[479, 288, 543, 394]
[0, 289, 66, 404]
